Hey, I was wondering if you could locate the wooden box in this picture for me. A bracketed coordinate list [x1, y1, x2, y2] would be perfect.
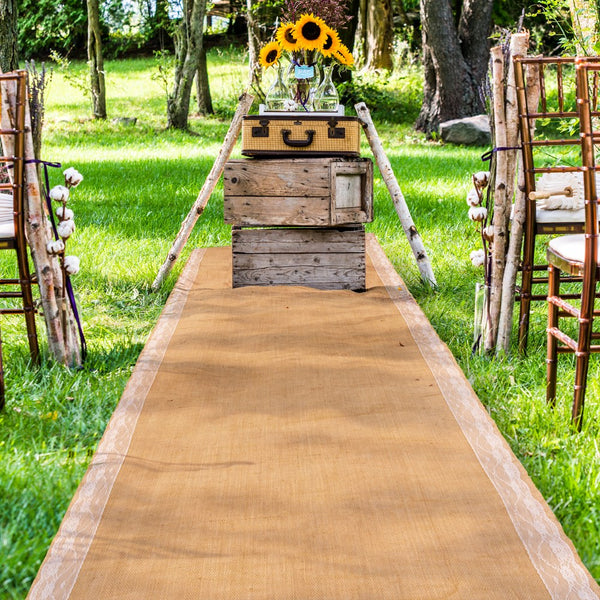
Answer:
[232, 225, 366, 291]
[241, 115, 361, 157]
[224, 157, 373, 227]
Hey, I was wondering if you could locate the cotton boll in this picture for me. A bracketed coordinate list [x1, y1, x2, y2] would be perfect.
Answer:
[63, 167, 83, 188]
[473, 171, 490, 189]
[466, 188, 481, 207]
[57, 219, 76, 239]
[56, 206, 74, 220]
[49, 185, 70, 203]
[468, 206, 488, 222]
[46, 239, 65, 255]
[482, 225, 494, 242]
[470, 249, 486, 267]
[64, 255, 80, 275]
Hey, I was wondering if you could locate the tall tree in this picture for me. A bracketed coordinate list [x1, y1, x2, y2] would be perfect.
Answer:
[416, 0, 494, 135]
[357, 0, 394, 71]
[568, 0, 598, 54]
[167, 0, 206, 130]
[0, 0, 18, 72]
[87, 0, 107, 119]
[195, 46, 213, 115]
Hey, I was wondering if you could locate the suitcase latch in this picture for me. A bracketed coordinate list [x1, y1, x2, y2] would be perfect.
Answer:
[252, 119, 270, 137]
[328, 118, 346, 139]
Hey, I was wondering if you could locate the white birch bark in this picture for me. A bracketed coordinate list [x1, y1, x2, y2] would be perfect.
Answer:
[355, 101, 437, 287]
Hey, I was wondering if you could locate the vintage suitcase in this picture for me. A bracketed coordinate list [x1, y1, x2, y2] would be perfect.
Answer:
[241, 115, 361, 157]
[231, 225, 366, 291]
[223, 157, 373, 227]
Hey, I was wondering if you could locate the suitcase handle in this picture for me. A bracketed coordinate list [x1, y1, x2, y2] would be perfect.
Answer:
[281, 129, 315, 147]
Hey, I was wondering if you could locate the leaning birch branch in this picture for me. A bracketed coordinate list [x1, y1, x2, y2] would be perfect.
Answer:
[354, 101, 437, 288]
[497, 60, 540, 355]
[486, 46, 509, 352]
[152, 91, 254, 291]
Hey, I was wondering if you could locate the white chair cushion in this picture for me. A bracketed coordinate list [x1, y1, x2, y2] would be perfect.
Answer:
[547, 234, 597, 265]
[536, 206, 587, 223]
[0, 193, 14, 238]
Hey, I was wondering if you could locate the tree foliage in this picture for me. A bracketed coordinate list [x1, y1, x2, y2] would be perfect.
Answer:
[19, 0, 88, 59]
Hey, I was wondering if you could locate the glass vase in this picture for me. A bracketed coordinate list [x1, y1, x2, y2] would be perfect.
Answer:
[264, 64, 289, 111]
[314, 64, 339, 112]
[287, 62, 320, 111]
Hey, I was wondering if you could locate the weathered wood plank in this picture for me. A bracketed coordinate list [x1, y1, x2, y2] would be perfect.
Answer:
[232, 264, 365, 289]
[224, 159, 331, 197]
[224, 196, 331, 226]
[233, 252, 365, 269]
[232, 226, 365, 254]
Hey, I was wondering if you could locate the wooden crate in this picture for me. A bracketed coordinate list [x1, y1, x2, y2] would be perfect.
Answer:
[232, 225, 366, 291]
[224, 157, 373, 227]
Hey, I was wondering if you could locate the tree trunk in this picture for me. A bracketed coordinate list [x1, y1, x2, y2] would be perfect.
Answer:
[167, 0, 206, 130]
[364, 0, 394, 71]
[196, 46, 213, 115]
[87, 0, 107, 120]
[245, 0, 261, 90]
[416, 0, 494, 135]
[338, 0, 360, 85]
[569, 0, 599, 54]
[153, 0, 171, 50]
[0, 0, 18, 72]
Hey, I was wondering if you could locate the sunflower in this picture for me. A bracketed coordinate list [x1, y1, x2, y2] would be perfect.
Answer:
[334, 43, 354, 67]
[259, 41, 282, 68]
[294, 13, 328, 51]
[320, 26, 341, 57]
[276, 22, 298, 52]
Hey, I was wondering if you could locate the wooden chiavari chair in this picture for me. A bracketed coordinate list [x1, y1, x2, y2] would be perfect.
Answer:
[0, 70, 40, 407]
[545, 59, 600, 430]
[514, 56, 600, 352]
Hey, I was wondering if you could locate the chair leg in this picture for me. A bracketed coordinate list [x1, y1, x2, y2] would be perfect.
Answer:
[572, 355, 589, 431]
[572, 284, 596, 432]
[546, 264, 560, 407]
[518, 220, 535, 354]
[0, 325, 4, 411]
[15, 241, 39, 364]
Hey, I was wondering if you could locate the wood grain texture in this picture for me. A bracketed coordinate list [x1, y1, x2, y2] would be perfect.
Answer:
[232, 226, 365, 290]
[224, 158, 373, 227]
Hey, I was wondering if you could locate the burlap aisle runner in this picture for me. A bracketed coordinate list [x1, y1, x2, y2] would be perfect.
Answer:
[28, 238, 600, 599]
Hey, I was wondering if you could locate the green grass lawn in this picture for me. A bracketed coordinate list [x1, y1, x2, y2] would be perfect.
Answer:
[1, 48, 599, 597]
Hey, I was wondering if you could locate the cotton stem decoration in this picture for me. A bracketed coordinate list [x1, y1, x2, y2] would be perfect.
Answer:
[467, 171, 492, 351]
[48, 167, 83, 337]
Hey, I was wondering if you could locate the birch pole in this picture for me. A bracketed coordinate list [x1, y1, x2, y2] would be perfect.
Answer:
[0, 75, 81, 366]
[503, 33, 529, 231]
[152, 92, 254, 291]
[486, 46, 509, 352]
[497, 60, 541, 355]
[354, 101, 437, 287]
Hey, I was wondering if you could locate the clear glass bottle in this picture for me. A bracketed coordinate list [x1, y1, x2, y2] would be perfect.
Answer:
[287, 62, 320, 111]
[265, 64, 289, 111]
[314, 64, 339, 112]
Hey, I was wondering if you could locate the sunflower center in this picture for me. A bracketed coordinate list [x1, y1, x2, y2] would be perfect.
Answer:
[266, 49, 278, 63]
[284, 29, 297, 44]
[301, 22, 322, 41]
[323, 35, 333, 50]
